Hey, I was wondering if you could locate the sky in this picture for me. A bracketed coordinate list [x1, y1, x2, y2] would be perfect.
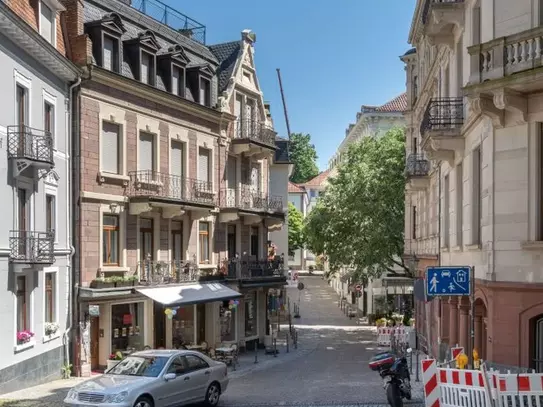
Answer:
[159, 0, 416, 170]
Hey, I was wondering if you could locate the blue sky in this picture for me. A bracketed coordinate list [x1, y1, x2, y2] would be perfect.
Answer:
[161, 0, 416, 170]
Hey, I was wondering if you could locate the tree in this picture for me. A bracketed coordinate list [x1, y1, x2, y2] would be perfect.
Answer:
[289, 133, 319, 184]
[303, 127, 411, 281]
[287, 202, 305, 256]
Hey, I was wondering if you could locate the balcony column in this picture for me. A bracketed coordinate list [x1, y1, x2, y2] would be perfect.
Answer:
[448, 297, 458, 347]
[458, 298, 470, 351]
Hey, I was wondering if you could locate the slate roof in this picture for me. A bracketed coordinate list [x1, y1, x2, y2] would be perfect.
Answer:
[288, 182, 305, 193]
[302, 170, 331, 188]
[208, 40, 241, 93]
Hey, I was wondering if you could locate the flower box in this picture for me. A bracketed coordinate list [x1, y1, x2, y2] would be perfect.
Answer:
[44, 322, 59, 336]
[90, 280, 114, 289]
[17, 330, 35, 344]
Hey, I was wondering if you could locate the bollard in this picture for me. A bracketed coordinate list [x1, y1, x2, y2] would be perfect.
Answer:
[286, 333, 290, 353]
[415, 350, 420, 382]
[254, 339, 258, 364]
[294, 330, 298, 349]
[273, 337, 277, 357]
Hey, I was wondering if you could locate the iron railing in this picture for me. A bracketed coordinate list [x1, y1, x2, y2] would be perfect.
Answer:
[420, 97, 464, 136]
[422, 0, 465, 25]
[127, 171, 215, 206]
[9, 230, 55, 264]
[131, 0, 206, 44]
[219, 188, 238, 208]
[239, 185, 284, 213]
[136, 260, 199, 285]
[7, 125, 54, 164]
[234, 119, 277, 148]
[406, 154, 430, 177]
[225, 256, 285, 280]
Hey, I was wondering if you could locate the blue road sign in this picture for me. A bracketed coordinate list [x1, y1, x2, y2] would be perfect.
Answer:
[425, 266, 471, 297]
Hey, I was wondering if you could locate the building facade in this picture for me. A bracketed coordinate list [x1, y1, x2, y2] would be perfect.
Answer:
[62, 0, 287, 375]
[404, 0, 543, 368]
[287, 181, 309, 269]
[0, 0, 80, 393]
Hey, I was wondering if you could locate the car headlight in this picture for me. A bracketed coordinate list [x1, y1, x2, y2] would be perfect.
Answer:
[66, 389, 78, 400]
[104, 391, 129, 403]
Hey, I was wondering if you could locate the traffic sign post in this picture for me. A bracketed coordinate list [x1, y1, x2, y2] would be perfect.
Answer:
[425, 266, 474, 369]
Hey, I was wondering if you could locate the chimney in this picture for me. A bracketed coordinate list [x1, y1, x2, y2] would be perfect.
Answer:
[241, 29, 256, 44]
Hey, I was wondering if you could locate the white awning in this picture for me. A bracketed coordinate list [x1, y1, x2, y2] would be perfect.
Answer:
[136, 283, 242, 306]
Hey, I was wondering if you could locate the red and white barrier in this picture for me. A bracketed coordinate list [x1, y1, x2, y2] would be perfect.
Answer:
[422, 359, 440, 407]
[493, 372, 543, 407]
[376, 326, 412, 347]
[377, 327, 393, 346]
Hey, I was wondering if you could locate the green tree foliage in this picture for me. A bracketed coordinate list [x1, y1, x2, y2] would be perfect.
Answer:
[303, 128, 411, 280]
[289, 133, 319, 184]
[287, 202, 305, 256]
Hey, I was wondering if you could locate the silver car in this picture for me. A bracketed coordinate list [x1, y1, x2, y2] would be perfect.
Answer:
[64, 349, 229, 407]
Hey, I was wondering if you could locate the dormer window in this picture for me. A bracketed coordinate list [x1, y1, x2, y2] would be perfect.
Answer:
[140, 51, 154, 85]
[200, 78, 211, 107]
[172, 65, 184, 96]
[39, 0, 64, 45]
[124, 30, 160, 87]
[186, 64, 213, 107]
[85, 13, 126, 74]
[158, 45, 189, 97]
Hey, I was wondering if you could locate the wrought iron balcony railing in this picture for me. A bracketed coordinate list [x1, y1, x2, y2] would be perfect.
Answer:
[127, 171, 215, 206]
[268, 196, 284, 213]
[9, 230, 55, 264]
[225, 256, 285, 280]
[136, 260, 199, 285]
[220, 186, 285, 214]
[406, 154, 430, 177]
[234, 119, 277, 148]
[219, 188, 238, 208]
[7, 125, 54, 164]
[420, 97, 464, 136]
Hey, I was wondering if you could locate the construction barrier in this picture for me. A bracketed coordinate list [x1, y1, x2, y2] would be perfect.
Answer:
[377, 327, 393, 346]
[376, 326, 412, 347]
[492, 371, 543, 407]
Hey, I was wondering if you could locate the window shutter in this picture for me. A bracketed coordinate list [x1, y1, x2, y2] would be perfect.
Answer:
[170, 141, 183, 177]
[198, 149, 209, 183]
[227, 157, 237, 189]
[101, 122, 119, 174]
[40, 3, 53, 43]
[141, 54, 150, 84]
[172, 67, 180, 95]
[139, 132, 154, 171]
[103, 36, 113, 71]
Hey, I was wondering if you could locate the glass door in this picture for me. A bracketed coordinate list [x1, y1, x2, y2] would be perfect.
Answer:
[17, 188, 29, 259]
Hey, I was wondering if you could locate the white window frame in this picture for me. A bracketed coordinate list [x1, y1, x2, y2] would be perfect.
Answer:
[45, 183, 58, 244]
[98, 203, 129, 273]
[38, 0, 60, 47]
[98, 103, 128, 183]
[43, 89, 57, 150]
[42, 266, 60, 342]
[137, 130, 160, 173]
[197, 219, 214, 265]
[14, 70, 32, 128]
[15, 177, 35, 231]
[196, 144, 214, 192]
[13, 272, 35, 352]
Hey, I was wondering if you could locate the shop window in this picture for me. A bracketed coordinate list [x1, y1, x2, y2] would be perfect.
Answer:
[103, 214, 120, 265]
[220, 302, 236, 342]
[111, 302, 145, 354]
[245, 291, 257, 337]
[172, 306, 194, 348]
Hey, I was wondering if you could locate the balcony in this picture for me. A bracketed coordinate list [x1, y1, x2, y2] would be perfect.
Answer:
[231, 119, 277, 158]
[9, 230, 54, 265]
[406, 154, 430, 191]
[127, 171, 216, 217]
[218, 186, 285, 226]
[136, 260, 199, 285]
[422, 0, 465, 47]
[7, 126, 54, 178]
[420, 97, 464, 164]
[225, 257, 286, 287]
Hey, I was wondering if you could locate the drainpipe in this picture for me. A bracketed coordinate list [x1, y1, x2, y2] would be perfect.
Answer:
[65, 77, 81, 374]
[436, 161, 442, 357]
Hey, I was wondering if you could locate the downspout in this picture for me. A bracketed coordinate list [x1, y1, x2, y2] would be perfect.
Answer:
[436, 161, 442, 356]
[63, 77, 81, 367]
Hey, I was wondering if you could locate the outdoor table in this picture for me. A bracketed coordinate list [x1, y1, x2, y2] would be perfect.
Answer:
[186, 345, 203, 351]
[215, 347, 234, 354]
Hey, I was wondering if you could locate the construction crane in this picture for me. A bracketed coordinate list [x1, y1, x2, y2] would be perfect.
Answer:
[276, 68, 292, 140]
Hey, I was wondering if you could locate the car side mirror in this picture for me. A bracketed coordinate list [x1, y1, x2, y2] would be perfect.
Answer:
[164, 373, 176, 381]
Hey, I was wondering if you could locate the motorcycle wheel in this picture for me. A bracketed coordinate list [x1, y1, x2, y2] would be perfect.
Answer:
[386, 382, 403, 407]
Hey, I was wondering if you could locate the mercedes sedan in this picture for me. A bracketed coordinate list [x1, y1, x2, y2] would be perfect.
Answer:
[64, 349, 229, 407]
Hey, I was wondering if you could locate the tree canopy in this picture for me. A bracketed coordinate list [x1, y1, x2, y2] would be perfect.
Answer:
[289, 133, 319, 184]
[304, 127, 411, 280]
[287, 202, 305, 256]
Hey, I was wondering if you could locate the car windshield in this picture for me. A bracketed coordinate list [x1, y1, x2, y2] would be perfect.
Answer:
[107, 356, 169, 377]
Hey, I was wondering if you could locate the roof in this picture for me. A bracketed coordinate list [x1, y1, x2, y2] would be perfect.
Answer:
[288, 182, 305, 193]
[208, 40, 241, 93]
[403, 48, 416, 56]
[302, 170, 331, 188]
[361, 93, 407, 114]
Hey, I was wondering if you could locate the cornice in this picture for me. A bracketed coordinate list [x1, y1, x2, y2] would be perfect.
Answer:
[89, 66, 235, 124]
[408, 0, 425, 44]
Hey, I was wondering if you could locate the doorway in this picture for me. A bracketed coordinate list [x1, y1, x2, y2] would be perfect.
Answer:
[197, 304, 206, 343]
[90, 316, 100, 370]
[227, 225, 236, 259]
[153, 302, 166, 348]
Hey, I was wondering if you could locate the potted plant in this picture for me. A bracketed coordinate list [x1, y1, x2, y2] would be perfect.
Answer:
[44, 322, 59, 337]
[110, 276, 127, 288]
[17, 330, 34, 345]
[106, 351, 123, 371]
[124, 275, 139, 286]
[90, 277, 115, 289]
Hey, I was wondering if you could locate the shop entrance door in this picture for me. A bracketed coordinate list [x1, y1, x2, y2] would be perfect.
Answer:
[153, 302, 166, 348]
[90, 316, 100, 370]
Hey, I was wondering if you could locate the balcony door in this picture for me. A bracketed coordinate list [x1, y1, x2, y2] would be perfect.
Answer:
[16, 85, 28, 156]
[171, 221, 183, 263]
[227, 225, 236, 259]
[17, 188, 30, 259]
[234, 95, 243, 138]
[170, 140, 185, 199]
[139, 218, 154, 262]
[227, 156, 237, 205]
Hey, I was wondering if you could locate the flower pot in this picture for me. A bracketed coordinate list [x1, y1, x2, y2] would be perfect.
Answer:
[106, 360, 120, 371]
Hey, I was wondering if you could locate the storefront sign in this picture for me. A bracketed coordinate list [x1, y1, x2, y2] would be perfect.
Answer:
[123, 314, 132, 325]
[89, 305, 100, 317]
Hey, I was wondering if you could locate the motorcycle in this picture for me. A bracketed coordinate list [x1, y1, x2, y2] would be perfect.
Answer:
[369, 348, 412, 407]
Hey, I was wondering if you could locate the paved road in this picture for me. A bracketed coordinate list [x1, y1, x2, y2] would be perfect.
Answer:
[220, 276, 424, 407]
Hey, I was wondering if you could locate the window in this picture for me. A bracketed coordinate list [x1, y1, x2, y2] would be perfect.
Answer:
[199, 77, 211, 107]
[172, 305, 194, 347]
[171, 221, 183, 262]
[250, 226, 259, 257]
[44, 101, 54, 147]
[101, 121, 121, 174]
[139, 132, 155, 173]
[111, 302, 145, 354]
[103, 214, 119, 265]
[244, 291, 257, 337]
[172, 66, 184, 96]
[103, 35, 119, 72]
[412, 206, 417, 239]
[199, 222, 210, 264]
[198, 147, 211, 187]
[184, 355, 209, 371]
[443, 175, 450, 248]
[45, 273, 56, 323]
[456, 163, 463, 246]
[39, 1, 54, 44]
[539, 124, 543, 240]
[140, 218, 154, 262]
[46, 194, 56, 237]
[472, 147, 482, 244]
[16, 276, 28, 333]
[141, 52, 154, 85]
[16, 85, 28, 128]
[166, 356, 186, 376]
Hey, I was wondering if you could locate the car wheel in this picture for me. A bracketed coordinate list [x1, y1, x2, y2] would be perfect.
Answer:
[133, 396, 153, 407]
[205, 382, 221, 407]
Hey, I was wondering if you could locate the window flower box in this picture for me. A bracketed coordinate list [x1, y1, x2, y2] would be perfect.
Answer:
[44, 322, 59, 336]
[90, 277, 115, 289]
[17, 330, 34, 345]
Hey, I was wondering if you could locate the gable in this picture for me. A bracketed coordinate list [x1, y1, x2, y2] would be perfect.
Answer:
[138, 30, 160, 51]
